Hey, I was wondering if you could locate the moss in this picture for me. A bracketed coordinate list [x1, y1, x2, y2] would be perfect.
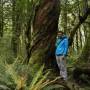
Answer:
[28, 47, 49, 76]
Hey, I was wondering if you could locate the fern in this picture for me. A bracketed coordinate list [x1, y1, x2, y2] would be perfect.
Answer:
[43, 84, 64, 90]
[29, 65, 44, 89]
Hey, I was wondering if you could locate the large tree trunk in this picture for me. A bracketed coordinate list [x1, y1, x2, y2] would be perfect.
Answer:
[69, 7, 90, 46]
[71, 0, 90, 83]
[62, 0, 67, 34]
[78, 25, 90, 62]
[73, 24, 90, 84]
[25, 0, 34, 63]
[29, 0, 60, 71]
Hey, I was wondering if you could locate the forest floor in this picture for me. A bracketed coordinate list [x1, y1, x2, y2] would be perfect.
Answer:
[0, 35, 90, 90]
[67, 70, 90, 90]
[67, 79, 90, 90]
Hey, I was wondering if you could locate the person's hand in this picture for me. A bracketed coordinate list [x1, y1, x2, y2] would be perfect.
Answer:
[62, 55, 65, 60]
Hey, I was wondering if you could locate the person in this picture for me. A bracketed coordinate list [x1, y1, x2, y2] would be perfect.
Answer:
[55, 31, 69, 81]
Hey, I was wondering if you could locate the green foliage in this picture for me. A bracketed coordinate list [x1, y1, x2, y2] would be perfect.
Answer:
[0, 0, 90, 90]
[27, 65, 64, 90]
[43, 84, 64, 90]
[0, 58, 64, 90]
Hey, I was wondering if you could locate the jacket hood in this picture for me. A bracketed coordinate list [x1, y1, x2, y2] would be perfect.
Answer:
[61, 35, 68, 40]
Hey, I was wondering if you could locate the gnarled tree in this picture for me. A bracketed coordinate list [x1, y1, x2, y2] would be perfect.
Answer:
[29, 0, 60, 71]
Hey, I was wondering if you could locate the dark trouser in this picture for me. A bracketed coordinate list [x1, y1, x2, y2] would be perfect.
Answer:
[56, 55, 67, 80]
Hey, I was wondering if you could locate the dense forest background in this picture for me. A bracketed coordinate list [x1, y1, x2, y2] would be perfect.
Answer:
[0, 0, 90, 90]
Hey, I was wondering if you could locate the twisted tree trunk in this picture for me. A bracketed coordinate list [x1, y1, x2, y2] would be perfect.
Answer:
[29, 0, 60, 70]
[69, 7, 90, 46]
[78, 26, 90, 62]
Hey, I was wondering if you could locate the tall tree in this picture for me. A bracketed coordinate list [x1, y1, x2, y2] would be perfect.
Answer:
[78, 24, 90, 62]
[73, 24, 90, 83]
[62, 0, 68, 34]
[69, 7, 90, 46]
[11, 0, 23, 57]
[0, 0, 3, 37]
[25, 0, 34, 63]
[28, 0, 60, 70]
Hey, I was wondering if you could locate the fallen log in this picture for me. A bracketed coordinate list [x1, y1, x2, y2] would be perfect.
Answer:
[73, 63, 90, 85]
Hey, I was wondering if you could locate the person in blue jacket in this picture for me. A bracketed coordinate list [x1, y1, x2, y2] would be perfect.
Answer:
[55, 31, 69, 81]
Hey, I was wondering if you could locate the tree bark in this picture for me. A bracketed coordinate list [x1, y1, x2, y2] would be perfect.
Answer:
[25, 0, 34, 63]
[62, 0, 67, 34]
[73, 24, 90, 84]
[69, 7, 90, 46]
[0, 0, 3, 37]
[29, 0, 60, 71]
[78, 25, 90, 62]
[11, 0, 22, 57]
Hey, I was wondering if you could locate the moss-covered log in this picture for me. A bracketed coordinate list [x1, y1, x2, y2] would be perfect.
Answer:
[73, 63, 90, 85]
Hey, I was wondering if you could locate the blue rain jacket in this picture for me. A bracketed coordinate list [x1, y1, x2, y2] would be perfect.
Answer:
[55, 36, 68, 56]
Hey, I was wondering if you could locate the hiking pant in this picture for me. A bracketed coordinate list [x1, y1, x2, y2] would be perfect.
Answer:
[56, 55, 67, 80]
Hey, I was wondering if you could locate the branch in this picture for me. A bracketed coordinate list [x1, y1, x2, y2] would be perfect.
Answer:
[69, 8, 90, 46]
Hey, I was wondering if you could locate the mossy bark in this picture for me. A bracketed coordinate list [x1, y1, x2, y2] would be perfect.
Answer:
[73, 26, 90, 84]
[29, 0, 60, 71]
[78, 26, 90, 62]
[0, 0, 3, 37]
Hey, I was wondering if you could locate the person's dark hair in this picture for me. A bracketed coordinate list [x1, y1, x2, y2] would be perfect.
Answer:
[58, 31, 64, 35]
